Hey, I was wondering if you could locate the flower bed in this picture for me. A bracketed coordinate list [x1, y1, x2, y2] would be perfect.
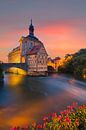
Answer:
[11, 102, 86, 130]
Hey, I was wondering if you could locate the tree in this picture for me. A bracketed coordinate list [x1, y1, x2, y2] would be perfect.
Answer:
[58, 49, 86, 80]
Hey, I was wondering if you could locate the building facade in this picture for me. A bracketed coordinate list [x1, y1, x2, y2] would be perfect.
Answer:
[8, 20, 48, 75]
[8, 46, 21, 63]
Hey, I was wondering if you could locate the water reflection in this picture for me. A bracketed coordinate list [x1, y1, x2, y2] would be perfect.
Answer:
[0, 74, 86, 129]
[8, 74, 24, 87]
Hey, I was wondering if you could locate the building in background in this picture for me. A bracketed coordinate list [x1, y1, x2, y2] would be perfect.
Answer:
[47, 57, 61, 71]
[8, 20, 48, 75]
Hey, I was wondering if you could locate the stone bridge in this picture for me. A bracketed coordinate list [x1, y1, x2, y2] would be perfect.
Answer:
[0, 63, 28, 72]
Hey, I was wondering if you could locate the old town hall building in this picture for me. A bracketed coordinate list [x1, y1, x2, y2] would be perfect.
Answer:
[8, 20, 48, 75]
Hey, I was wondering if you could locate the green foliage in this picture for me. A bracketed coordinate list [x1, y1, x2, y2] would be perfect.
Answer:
[58, 49, 86, 80]
[58, 66, 66, 73]
[74, 66, 83, 79]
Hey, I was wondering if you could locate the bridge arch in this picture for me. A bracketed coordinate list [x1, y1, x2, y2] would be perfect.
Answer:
[5, 67, 27, 75]
[1, 63, 28, 75]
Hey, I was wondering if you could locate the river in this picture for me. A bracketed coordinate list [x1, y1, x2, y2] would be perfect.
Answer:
[0, 74, 86, 130]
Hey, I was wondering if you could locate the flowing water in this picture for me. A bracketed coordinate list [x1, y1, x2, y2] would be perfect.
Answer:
[0, 74, 86, 129]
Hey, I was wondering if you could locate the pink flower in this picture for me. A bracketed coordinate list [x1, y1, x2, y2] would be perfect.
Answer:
[43, 116, 48, 121]
[67, 105, 73, 110]
[58, 115, 62, 121]
[43, 122, 48, 128]
[11, 127, 17, 130]
[37, 124, 42, 129]
[64, 117, 71, 123]
[60, 111, 64, 115]
[51, 112, 57, 119]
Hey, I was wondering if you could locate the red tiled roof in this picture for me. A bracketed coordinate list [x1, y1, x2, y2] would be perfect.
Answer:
[28, 45, 41, 55]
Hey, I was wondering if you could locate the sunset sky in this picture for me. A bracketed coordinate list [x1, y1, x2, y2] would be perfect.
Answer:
[0, 0, 86, 62]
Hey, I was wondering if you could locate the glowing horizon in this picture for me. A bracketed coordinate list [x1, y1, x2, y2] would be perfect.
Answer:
[0, 0, 86, 62]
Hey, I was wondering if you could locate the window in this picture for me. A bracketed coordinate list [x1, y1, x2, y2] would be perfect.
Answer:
[29, 42, 33, 50]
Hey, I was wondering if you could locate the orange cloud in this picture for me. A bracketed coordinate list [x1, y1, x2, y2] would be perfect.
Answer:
[36, 18, 86, 58]
[0, 18, 86, 61]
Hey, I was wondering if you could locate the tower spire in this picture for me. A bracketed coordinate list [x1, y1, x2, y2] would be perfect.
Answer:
[31, 19, 32, 25]
[29, 19, 34, 36]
